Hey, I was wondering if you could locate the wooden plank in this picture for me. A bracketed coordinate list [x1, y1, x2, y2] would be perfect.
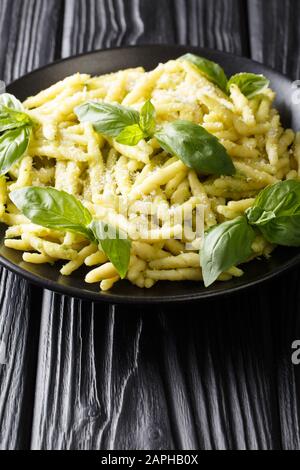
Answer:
[156, 298, 280, 450]
[0, 271, 42, 449]
[0, 0, 62, 450]
[173, 0, 250, 55]
[247, 0, 300, 450]
[62, 0, 250, 57]
[1, 0, 298, 451]
[30, 0, 285, 451]
[0, 0, 63, 83]
[268, 272, 300, 450]
[247, 0, 300, 78]
[31, 296, 175, 450]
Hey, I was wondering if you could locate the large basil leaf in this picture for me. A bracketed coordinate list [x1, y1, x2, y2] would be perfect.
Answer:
[10, 186, 132, 279]
[228, 73, 270, 99]
[0, 126, 31, 176]
[10, 187, 94, 239]
[246, 180, 300, 246]
[180, 53, 228, 93]
[155, 120, 235, 176]
[89, 220, 131, 278]
[75, 101, 140, 137]
[200, 216, 256, 287]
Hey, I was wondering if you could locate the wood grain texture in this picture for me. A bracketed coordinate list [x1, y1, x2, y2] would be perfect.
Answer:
[31, 0, 295, 451]
[0, 271, 41, 449]
[0, 0, 61, 450]
[0, 0, 63, 83]
[247, 0, 300, 450]
[0, 0, 300, 450]
[248, 0, 300, 79]
[62, 0, 249, 57]
[31, 297, 175, 450]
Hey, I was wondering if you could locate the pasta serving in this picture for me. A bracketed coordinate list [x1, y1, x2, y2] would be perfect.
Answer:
[1, 53, 300, 292]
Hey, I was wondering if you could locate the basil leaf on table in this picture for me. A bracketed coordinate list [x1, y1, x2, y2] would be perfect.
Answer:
[10, 186, 94, 240]
[90, 220, 131, 279]
[180, 53, 228, 94]
[139, 99, 156, 137]
[0, 126, 31, 176]
[0, 93, 23, 111]
[116, 124, 145, 146]
[200, 216, 256, 287]
[246, 180, 300, 246]
[228, 73, 270, 99]
[155, 120, 235, 176]
[75, 101, 140, 137]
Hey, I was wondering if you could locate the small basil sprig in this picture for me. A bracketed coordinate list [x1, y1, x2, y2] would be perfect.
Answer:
[201, 180, 300, 286]
[155, 120, 235, 176]
[228, 73, 270, 99]
[0, 93, 33, 176]
[10, 187, 131, 278]
[75, 99, 156, 146]
[200, 216, 256, 287]
[76, 96, 235, 176]
[116, 124, 144, 146]
[116, 99, 156, 145]
[180, 53, 269, 98]
[246, 180, 300, 246]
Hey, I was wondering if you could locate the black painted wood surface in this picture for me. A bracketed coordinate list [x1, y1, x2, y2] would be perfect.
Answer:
[0, 0, 300, 450]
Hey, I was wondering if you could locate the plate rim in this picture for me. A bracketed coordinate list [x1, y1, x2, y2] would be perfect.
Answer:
[1, 43, 299, 303]
[1, 244, 300, 303]
[8, 43, 291, 90]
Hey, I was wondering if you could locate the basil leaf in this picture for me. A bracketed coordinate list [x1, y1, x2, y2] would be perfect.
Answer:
[116, 124, 145, 146]
[155, 120, 235, 176]
[75, 101, 140, 137]
[228, 73, 270, 99]
[10, 187, 132, 279]
[0, 93, 23, 111]
[10, 187, 94, 239]
[0, 126, 31, 176]
[139, 100, 156, 137]
[180, 53, 228, 93]
[116, 100, 156, 145]
[90, 220, 131, 278]
[246, 180, 300, 246]
[0, 106, 32, 132]
[200, 216, 256, 287]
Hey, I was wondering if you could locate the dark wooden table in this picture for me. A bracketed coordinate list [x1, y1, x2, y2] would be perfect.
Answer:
[0, 0, 300, 451]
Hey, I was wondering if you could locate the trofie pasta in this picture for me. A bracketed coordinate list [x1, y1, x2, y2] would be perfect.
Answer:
[1, 54, 300, 292]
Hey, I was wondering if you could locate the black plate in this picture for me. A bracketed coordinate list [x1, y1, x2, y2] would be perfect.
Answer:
[1, 44, 300, 303]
